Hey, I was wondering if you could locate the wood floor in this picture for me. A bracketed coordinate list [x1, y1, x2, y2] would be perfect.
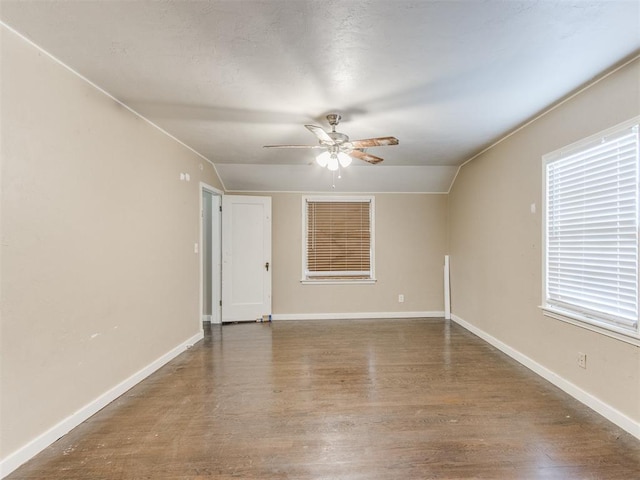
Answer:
[7, 319, 640, 479]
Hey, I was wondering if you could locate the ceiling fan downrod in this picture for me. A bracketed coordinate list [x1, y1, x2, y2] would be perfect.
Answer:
[326, 113, 341, 132]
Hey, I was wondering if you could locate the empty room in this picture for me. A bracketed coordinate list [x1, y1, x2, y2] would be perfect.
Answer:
[1, 1, 639, 478]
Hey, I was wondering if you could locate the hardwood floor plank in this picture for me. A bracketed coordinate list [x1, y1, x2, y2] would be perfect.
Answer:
[6, 319, 640, 479]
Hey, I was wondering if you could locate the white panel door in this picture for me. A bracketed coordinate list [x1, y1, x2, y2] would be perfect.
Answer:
[222, 195, 272, 322]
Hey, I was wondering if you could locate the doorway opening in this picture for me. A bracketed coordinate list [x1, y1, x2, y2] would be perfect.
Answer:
[201, 184, 222, 324]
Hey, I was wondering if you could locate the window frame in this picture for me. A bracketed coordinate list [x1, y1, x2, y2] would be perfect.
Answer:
[301, 195, 376, 284]
[541, 116, 640, 345]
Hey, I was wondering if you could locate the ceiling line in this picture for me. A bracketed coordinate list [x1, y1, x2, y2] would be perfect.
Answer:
[446, 50, 640, 195]
[0, 20, 226, 191]
[224, 189, 449, 195]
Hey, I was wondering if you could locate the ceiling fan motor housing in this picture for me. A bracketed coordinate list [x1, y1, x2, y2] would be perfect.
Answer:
[326, 113, 341, 127]
[328, 131, 349, 145]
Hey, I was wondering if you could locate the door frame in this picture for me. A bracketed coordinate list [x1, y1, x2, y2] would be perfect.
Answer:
[221, 195, 272, 322]
[200, 183, 223, 326]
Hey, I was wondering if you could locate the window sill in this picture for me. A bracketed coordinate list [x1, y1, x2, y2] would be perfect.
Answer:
[540, 306, 640, 347]
[300, 278, 377, 285]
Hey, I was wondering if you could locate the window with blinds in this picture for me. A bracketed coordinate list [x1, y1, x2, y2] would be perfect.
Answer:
[543, 118, 640, 338]
[303, 197, 374, 281]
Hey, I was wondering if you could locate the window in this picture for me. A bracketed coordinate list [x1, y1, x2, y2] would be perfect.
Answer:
[543, 117, 640, 341]
[302, 196, 375, 282]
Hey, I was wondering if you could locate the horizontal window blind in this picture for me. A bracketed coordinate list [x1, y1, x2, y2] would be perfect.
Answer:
[545, 124, 639, 333]
[305, 199, 372, 279]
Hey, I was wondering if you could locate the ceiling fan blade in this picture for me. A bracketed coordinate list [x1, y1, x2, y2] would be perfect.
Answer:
[350, 149, 384, 164]
[263, 144, 324, 149]
[350, 136, 399, 148]
[305, 124, 334, 144]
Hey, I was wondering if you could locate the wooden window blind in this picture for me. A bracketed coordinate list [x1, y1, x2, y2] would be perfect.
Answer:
[305, 199, 372, 280]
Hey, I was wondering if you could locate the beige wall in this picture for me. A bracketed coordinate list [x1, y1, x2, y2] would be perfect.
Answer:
[448, 58, 640, 422]
[0, 28, 223, 458]
[268, 193, 447, 315]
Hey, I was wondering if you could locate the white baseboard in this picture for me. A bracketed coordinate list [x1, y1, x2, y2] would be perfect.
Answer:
[450, 314, 640, 440]
[202, 314, 212, 323]
[272, 311, 444, 321]
[0, 331, 204, 479]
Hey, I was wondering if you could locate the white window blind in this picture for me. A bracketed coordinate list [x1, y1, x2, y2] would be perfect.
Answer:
[304, 198, 373, 280]
[544, 121, 640, 336]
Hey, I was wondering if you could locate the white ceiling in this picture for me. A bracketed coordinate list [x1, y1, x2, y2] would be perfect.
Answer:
[1, 1, 639, 192]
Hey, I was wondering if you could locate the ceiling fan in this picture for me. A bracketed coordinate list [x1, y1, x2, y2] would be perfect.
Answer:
[264, 114, 399, 170]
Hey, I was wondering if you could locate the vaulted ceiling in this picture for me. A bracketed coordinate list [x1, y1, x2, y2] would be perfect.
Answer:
[1, 1, 639, 192]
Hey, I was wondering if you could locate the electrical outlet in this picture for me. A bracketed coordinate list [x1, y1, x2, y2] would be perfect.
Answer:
[578, 352, 587, 369]
[398, 294, 405, 303]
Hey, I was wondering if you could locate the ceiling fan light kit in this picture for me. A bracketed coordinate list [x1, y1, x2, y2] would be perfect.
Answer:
[264, 114, 398, 175]
[315, 150, 352, 170]
[337, 152, 352, 168]
[315, 151, 330, 167]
